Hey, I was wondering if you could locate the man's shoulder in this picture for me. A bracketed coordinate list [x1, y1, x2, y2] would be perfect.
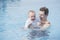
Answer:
[46, 21, 50, 24]
[45, 21, 51, 26]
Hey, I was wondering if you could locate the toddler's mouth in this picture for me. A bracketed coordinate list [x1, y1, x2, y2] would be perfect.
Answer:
[40, 17, 43, 20]
[31, 19, 35, 21]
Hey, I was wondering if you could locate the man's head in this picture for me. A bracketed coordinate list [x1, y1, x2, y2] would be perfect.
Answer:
[39, 7, 49, 20]
[28, 10, 36, 20]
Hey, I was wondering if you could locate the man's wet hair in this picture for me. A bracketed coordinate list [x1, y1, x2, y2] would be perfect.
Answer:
[40, 7, 49, 15]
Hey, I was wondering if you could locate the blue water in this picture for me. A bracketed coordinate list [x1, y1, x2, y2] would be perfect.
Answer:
[0, 0, 60, 40]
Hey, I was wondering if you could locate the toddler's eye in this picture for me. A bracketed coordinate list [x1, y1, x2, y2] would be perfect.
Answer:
[31, 16, 35, 17]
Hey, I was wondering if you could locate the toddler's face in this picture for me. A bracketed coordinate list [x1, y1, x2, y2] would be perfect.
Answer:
[29, 12, 35, 20]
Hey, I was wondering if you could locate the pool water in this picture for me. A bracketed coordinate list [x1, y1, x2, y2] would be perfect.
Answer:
[0, 0, 60, 40]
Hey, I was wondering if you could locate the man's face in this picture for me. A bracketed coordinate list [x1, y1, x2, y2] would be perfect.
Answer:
[29, 12, 35, 20]
[39, 11, 46, 20]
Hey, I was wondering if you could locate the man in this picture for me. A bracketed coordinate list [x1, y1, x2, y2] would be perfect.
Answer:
[38, 7, 50, 31]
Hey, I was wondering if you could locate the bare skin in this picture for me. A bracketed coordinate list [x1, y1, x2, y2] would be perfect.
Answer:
[38, 11, 50, 31]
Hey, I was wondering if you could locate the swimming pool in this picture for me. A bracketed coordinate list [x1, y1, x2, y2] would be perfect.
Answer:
[0, 0, 60, 40]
